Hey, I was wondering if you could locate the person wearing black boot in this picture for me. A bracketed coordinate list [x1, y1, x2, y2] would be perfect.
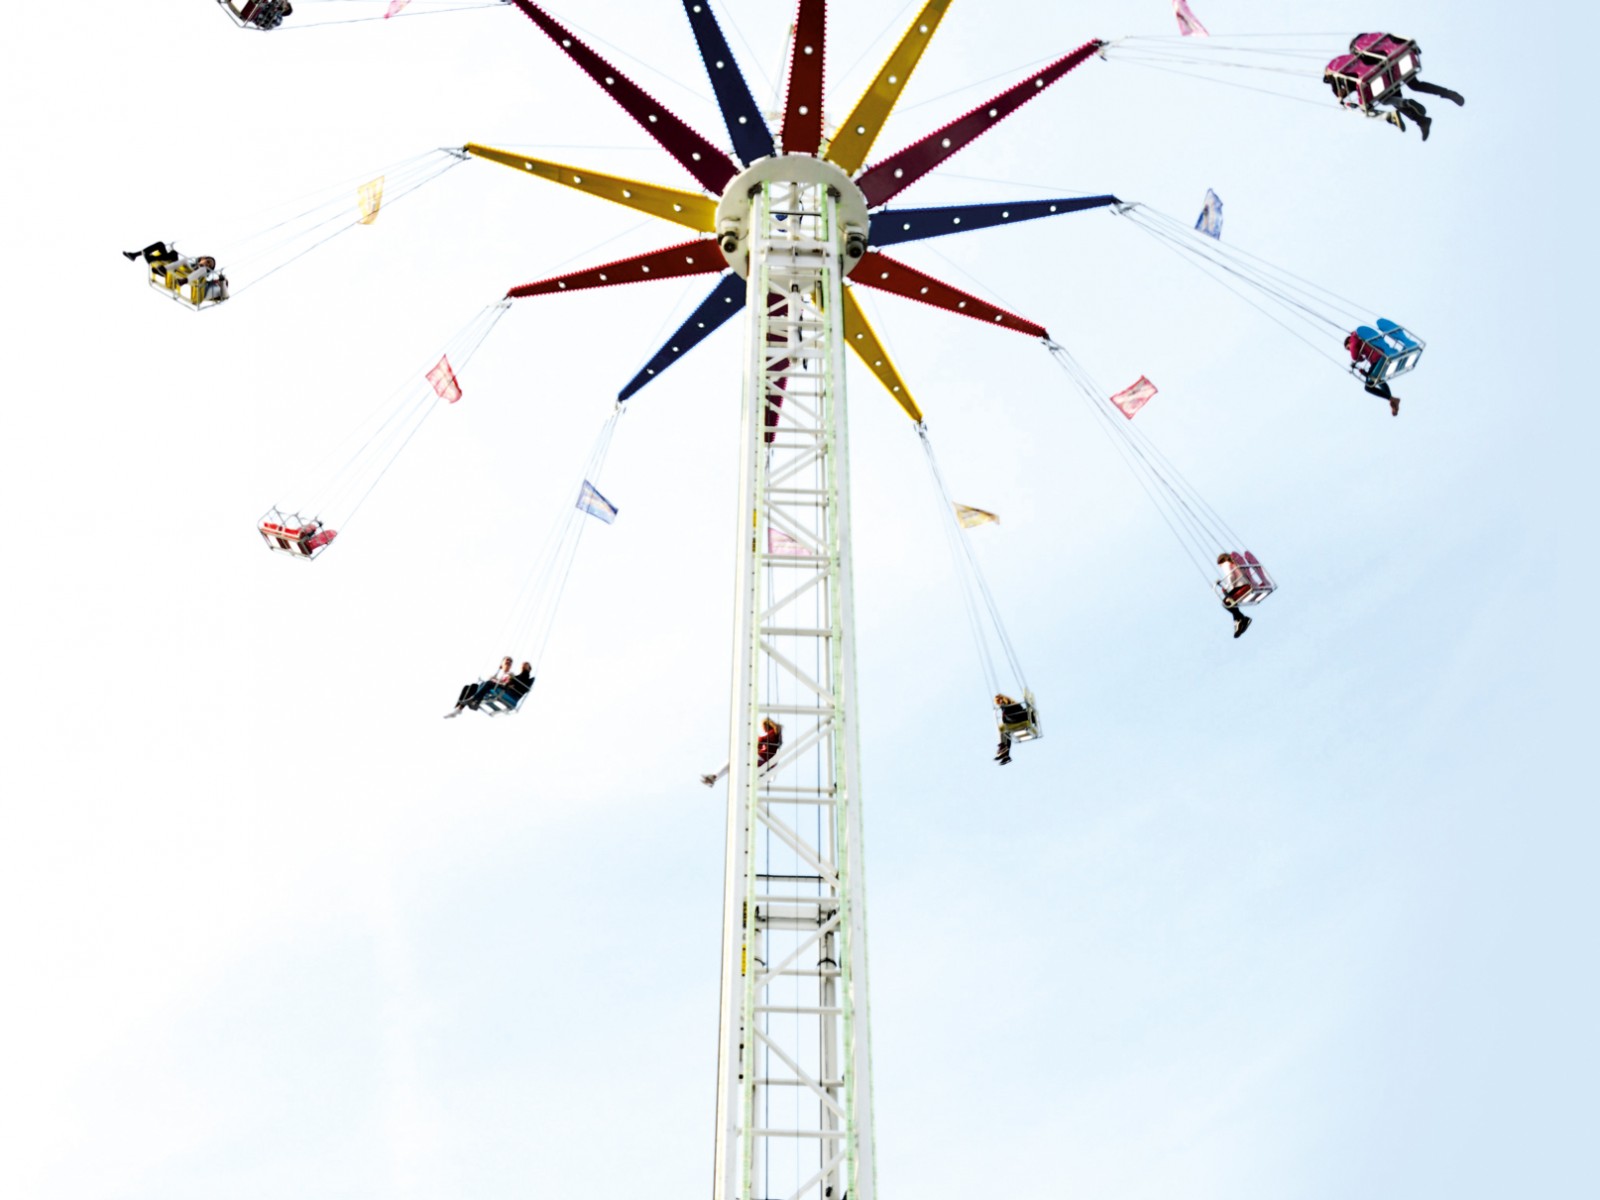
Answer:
[1217, 554, 1253, 639]
[122, 241, 177, 265]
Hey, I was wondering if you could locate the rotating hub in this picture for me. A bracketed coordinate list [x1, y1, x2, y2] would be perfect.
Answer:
[714, 155, 871, 278]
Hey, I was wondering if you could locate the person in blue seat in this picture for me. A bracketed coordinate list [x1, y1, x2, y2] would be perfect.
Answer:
[1345, 329, 1403, 417]
[495, 662, 535, 708]
[443, 656, 513, 718]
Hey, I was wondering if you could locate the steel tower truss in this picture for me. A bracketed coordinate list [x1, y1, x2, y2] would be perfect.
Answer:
[715, 177, 871, 1200]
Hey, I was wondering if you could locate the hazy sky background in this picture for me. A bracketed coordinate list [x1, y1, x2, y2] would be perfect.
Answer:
[1, 1, 1593, 1197]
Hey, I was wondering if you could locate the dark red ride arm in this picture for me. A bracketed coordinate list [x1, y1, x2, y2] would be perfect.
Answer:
[508, 1, 740, 195]
[506, 240, 724, 298]
[851, 250, 1047, 338]
[781, 0, 827, 155]
[856, 39, 1104, 208]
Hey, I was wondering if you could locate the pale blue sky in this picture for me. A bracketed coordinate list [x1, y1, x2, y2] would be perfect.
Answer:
[0, 2, 1593, 1197]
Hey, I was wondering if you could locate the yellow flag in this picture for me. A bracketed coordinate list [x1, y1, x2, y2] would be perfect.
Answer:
[358, 176, 385, 224]
[954, 503, 999, 529]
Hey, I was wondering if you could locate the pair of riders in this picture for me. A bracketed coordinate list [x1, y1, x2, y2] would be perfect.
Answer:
[1322, 33, 1464, 142]
[443, 656, 533, 717]
[124, 241, 229, 304]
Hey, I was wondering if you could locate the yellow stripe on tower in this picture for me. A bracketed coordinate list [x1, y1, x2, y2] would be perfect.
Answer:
[842, 286, 923, 423]
[464, 144, 717, 233]
[824, 0, 954, 175]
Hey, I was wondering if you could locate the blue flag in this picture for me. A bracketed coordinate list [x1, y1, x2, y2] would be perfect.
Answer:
[1195, 188, 1224, 239]
[577, 480, 618, 524]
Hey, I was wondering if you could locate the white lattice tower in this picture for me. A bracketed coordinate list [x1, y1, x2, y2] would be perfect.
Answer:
[713, 172, 873, 1200]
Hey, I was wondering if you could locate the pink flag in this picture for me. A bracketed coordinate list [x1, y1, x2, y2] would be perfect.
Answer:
[1173, 0, 1209, 37]
[384, 1, 411, 18]
[768, 528, 809, 556]
[1110, 376, 1157, 420]
[427, 355, 462, 404]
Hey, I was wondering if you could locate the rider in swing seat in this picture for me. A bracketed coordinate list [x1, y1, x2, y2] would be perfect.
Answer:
[1217, 554, 1253, 639]
[993, 694, 1031, 766]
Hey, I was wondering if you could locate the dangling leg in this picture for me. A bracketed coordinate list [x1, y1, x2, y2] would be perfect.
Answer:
[1396, 97, 1432, 140]
[444, 681, 476, 718]
[124, 241, 175, 263]
[994, 731, 1013, 766]
[1407, 77, 1465, 106]
[1225, 598, 1252, 639]
[1364, 376, 1401, 416]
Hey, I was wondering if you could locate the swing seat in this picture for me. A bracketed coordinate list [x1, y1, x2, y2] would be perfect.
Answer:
[219, 0, 291, 30]
[996, 691, 1042, 742]
[258, 511, 337, 560]
[1326, 34, 1419, 111]
[148, 261, 229, 310]
[1213, 551, 1276, 606]
[1324, 54, 1385, 111]
[1353, 321, 1424, 382]
[1351, 33, 1420, 87]
[479, 686, 527, 716]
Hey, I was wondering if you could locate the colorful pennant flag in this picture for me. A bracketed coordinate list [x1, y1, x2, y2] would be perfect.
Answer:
[357, 176, 385, 224]
[1173, 0, 1210, 37]
[577, 480, 618, 524]
[426, 354, 462, 404]
[954, 504, 1000, 530]
[1195, 188, 1223, 239]
[1110, 376, 1158, 420]
[768, 528, 809, 556]
[384, 1, 411, 18]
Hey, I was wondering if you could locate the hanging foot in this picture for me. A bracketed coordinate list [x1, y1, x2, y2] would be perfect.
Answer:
[1233, 615, 1252, 639]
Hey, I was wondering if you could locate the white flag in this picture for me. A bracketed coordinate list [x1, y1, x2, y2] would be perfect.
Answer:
[577, 480, 618, 524]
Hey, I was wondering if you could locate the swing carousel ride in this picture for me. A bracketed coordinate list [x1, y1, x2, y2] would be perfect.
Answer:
[128, 3, 1462, 1198]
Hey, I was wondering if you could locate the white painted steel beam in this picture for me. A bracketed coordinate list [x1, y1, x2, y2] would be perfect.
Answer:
[712, 163, 875, 1200]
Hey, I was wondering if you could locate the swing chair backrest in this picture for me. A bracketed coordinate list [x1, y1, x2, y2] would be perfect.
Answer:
[148, 259, 228, 311]
[996, 691, 1042, 742]
[1355, 323, 1425, 382]
[219, 1, 288, 30]
[1325, 35, 1419, 111]
[1352, 33, 1420, 80]
[1375, 319, 1425, 377]
[479, 687, 526, 716]
[1324, 53, 1384, 109]
[1331, 33, 1420, 107]
[258, 514, 337, 561]
[1214, 551, 1276, 606]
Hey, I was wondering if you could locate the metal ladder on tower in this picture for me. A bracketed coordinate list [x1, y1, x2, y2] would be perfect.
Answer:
[713, 176, 875, 1200]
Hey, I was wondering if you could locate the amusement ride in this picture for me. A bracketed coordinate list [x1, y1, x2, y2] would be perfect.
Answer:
[128, 4, 1463, 1198]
